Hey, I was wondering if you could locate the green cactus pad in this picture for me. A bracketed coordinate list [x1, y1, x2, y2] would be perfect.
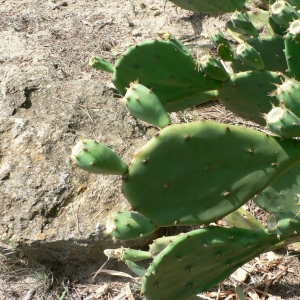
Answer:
[71, 139, 128, 175]
[122, 82, 170, 128]
[229, 11, 259, 37]
[113, 40, 221, 111]
[254, 162, 300, 237]
[267, 211, 300, 236]
[224, 207, 264, 230]
[211, 31, 234, 61]
[235, 42, 265, 70]
[217, 70, 283, 124]
[270, 0, 300, 29]
[231, 35, 287, 74]
[89, 55, 115, 73]
[288, 20, 300, 43]
[149, 235, 179, 257]
[264, 106, 300, 138]
[285, 21, 300, 81]
[198, 55, 229, 81]
[105, 211, 157, 241]
[112, 40, 221, 111]
[142, 227, 278, 300]
[158, 32, 191, 56]
[254, 163, 300, 216]
[275, 78, 300, 117]
[289, 0, 300, 10]
[122, 121, 300, 226]
[168, 0, 246, 13]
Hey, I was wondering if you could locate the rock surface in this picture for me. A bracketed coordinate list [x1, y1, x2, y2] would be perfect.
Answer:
[0, 74, 156, 271]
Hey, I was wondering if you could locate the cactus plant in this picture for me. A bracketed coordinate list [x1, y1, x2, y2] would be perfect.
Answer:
[70, 0, 300, 299]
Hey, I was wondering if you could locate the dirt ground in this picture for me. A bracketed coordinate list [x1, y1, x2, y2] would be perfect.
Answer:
[1, 0, 300, 299]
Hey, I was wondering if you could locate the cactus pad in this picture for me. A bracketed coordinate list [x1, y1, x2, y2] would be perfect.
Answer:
[264, 106, 300, 138]
[142, 227, 278, 300]
[229, 11, 258, 37]
[198, 55, 229, 81]
[71, 139, 128, 175]
[105, 211, 157, 240]
[112, 40, 221, 111]
[104, 247, 152, 262]
[217, 70, 283, 124]
[270, 0, 300, 28]
[89, 55, 115, 73]
[274, 78, 300, 116]
[285, 21, 300, 81]
[231, 36, 287, 74]
[122, 82, 170, 128]
[235, 42, 264, 70]
[122, 121, 300, 226]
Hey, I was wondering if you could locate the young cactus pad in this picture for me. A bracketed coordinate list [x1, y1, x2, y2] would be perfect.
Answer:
[142, 227, 279, 300]
[270, 0, 300, 28]
[275, 78, 300, 117]
[210, 31, 234, 61]
[285, 20, 300, 81]
[217, 70, 283, 125]
[122, 121, 300, 226]
[89, 55, 115, 73]
[198, 55, 229, 81]
[235, 42, 264, 70]
[229, 11, 258, 37]
[230, 35, 287, 74]
[264, 106, 300, 138]
[104, 247, 152, 262]
[105, 211, 156, 241]
[121, 82, 170, 128]
[71, 139, 128, 175]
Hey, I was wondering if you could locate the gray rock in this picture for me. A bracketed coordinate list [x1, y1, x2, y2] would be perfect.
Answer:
[0, 77, 156, 274]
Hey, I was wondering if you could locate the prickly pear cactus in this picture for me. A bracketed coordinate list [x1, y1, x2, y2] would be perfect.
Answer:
[264, 106, 300, 138]
[76, 1, 300, 298]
